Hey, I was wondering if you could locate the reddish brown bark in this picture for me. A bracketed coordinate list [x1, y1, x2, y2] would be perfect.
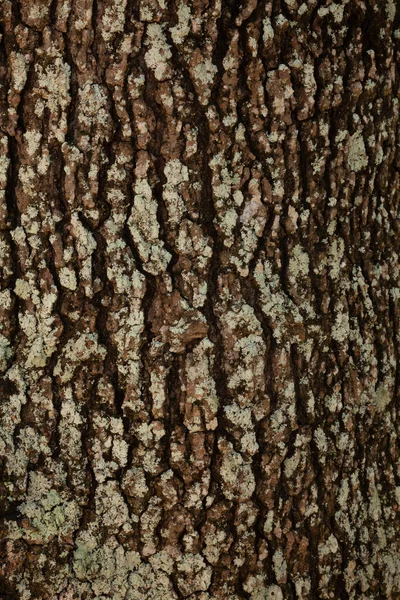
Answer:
[0, 1, 400, 598]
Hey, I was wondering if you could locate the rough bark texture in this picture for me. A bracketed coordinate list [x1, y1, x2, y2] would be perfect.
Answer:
[0, 0, 400, 598]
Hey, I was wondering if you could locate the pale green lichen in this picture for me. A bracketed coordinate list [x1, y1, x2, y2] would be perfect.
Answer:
[386, 0, 397, 21]
[163, 158, 189, 225]
[314, 427, 328, 464]
[218, 300, 266, 407]
[184, 337, 218, 430]
[101, 0, 127, 41]
[288, 245, 310, 282]
[254, 258, 304, 343]
[176, 553, 212, 596]
[73, 487, 140, 594]
[17, 472, 80, 544]
[144, 24, 172, 81]
[35, 48, 71, 142]
[23, 130, 42, 156]
[348, 132, 368, 172]
[53, 332, 106, 382]
[231, 183, 267, 275]
[16, 288, 60, 368]
[219, 440, 255, 501]
[59, 266, 77, 290]
[327, 237, 345, 280]
[318, 2, 347, 23]
[193, 58, 217, 86]
[128, 178, 172, 275]
[0, 331, 12, 370]
[272, 549, 287, 584]
[318, 534, 339, 558]
[224, 403, 258, 455]
[373, 383, 391, 413]
[262, 17, 274, 45]
[10, 51, 29, 92]
[331, 309, 350, 343]
[192, 55, 218, 104]
[283, 448, 301, 478]
[77, 83, 110, 141]
[170, 3, 191, 45]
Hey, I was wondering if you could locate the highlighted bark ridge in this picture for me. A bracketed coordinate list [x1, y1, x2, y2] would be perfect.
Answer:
[0, 0, 400, 599]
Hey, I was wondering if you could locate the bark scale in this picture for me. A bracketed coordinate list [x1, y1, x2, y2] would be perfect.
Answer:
[0, 0, 400, 599]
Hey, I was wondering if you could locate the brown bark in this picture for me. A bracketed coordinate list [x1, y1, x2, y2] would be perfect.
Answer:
[0, 0, 400, 598]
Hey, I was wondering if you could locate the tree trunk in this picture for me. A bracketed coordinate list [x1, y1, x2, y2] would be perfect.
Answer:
[1, 1, 399, 598]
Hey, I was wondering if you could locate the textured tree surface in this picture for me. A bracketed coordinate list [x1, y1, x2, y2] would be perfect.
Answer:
[1, 0, 400, 598]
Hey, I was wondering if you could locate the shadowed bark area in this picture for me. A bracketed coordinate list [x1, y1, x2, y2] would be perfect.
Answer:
[0, 0, 400, 598]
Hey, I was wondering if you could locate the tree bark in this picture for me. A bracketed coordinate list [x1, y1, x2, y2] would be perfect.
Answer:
[1, 0, 400, 598]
